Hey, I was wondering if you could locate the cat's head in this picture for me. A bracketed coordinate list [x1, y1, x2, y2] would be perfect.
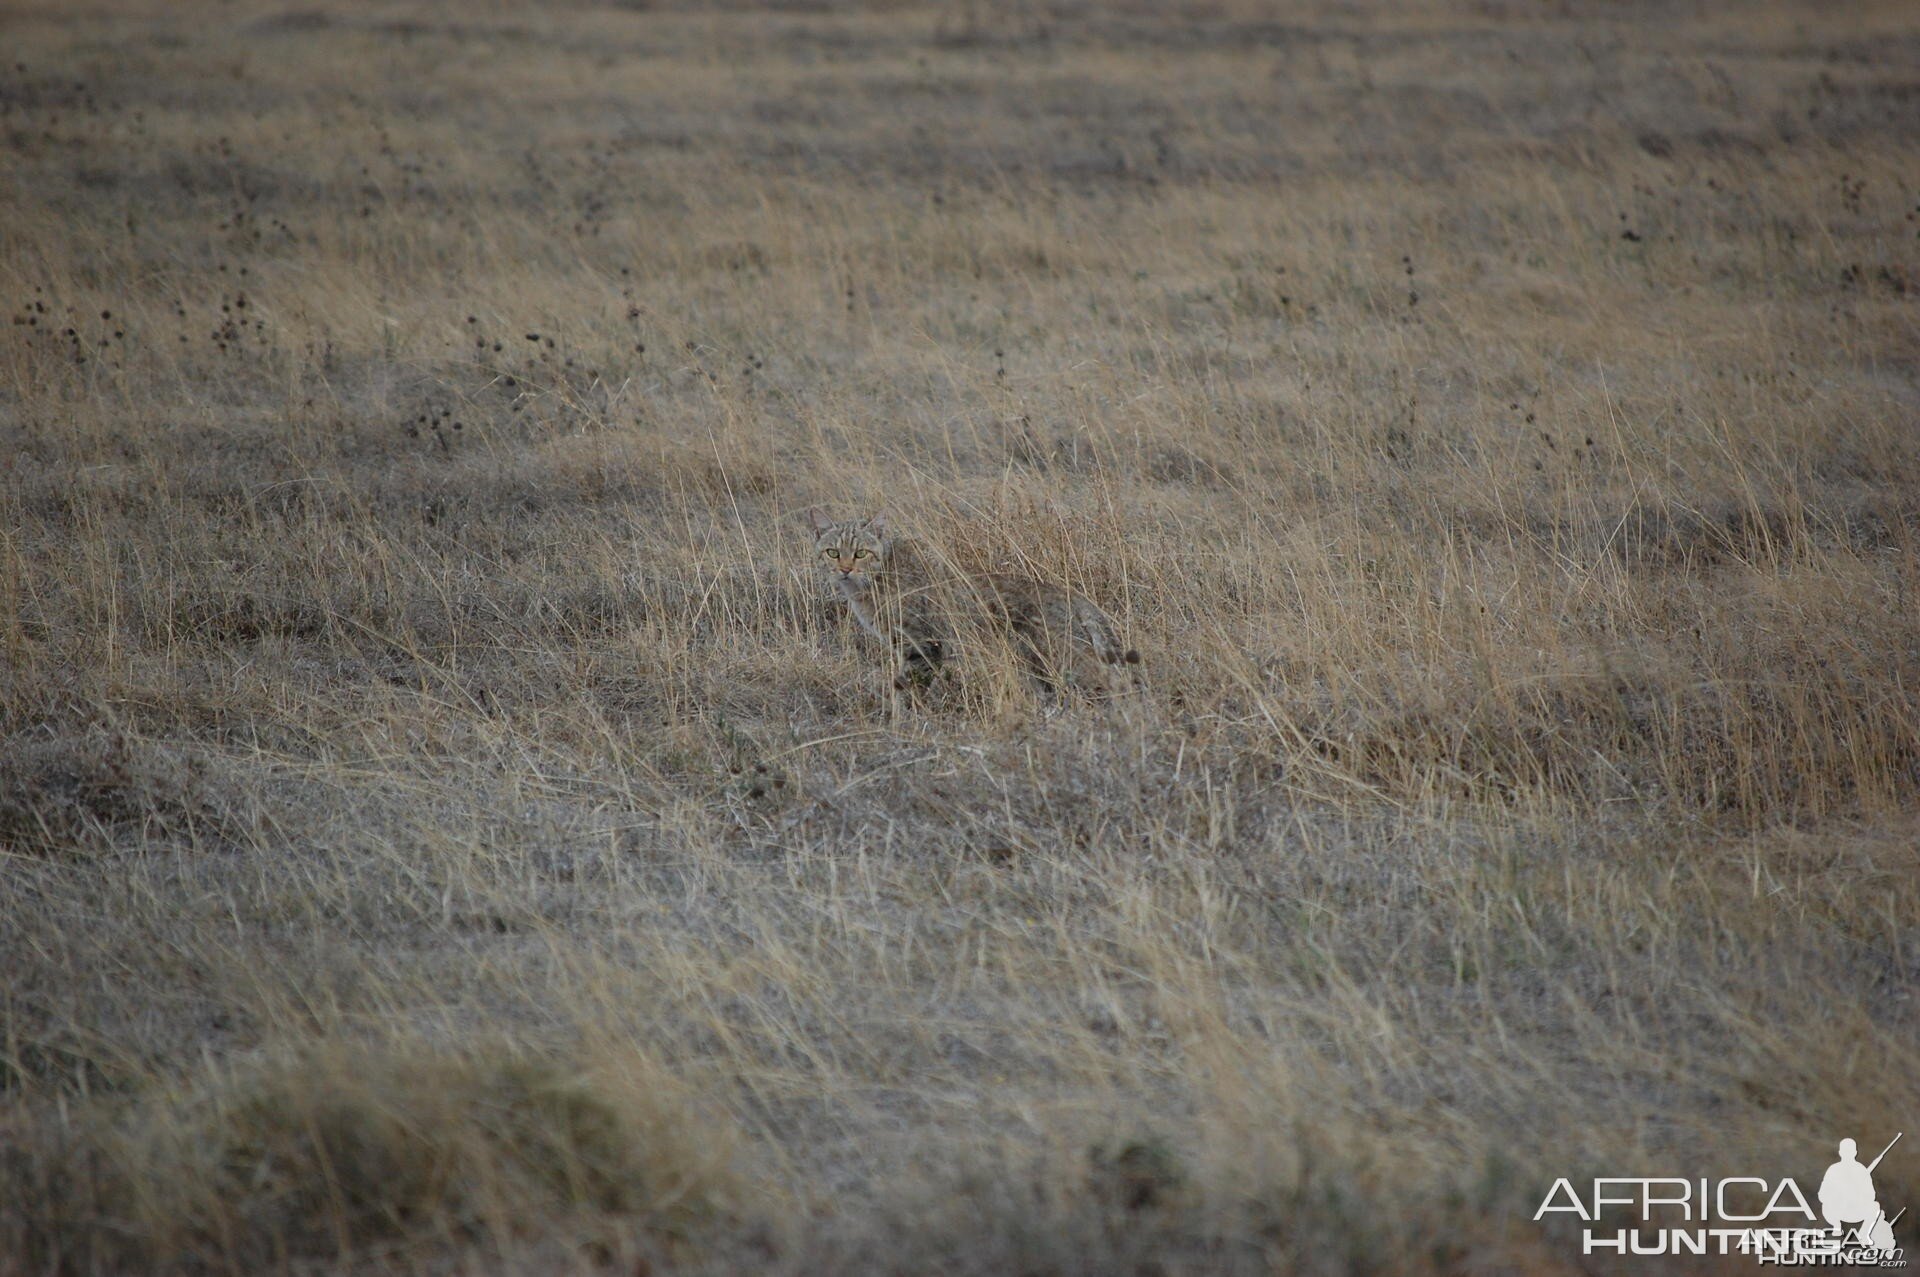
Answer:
[806, 509, 890, 581]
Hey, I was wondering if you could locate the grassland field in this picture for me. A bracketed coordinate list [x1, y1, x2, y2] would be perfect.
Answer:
[3, 1, 1919, 1272]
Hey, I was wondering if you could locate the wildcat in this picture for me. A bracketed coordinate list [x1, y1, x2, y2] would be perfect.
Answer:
[806, 509, 1140, 693]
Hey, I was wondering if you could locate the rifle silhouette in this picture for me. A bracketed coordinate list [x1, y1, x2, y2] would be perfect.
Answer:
[1868, 1133, 1903, 1175]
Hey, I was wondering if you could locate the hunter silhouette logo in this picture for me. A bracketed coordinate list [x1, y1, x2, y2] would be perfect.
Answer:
[1535, 1131, 1907, 1265]
[1822, 1135, 1902, 1254]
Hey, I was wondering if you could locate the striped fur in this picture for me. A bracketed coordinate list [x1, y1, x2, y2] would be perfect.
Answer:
[807, 510, 1139, 693]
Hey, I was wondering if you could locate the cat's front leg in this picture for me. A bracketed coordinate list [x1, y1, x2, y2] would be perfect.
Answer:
[891, 630, 945, 690]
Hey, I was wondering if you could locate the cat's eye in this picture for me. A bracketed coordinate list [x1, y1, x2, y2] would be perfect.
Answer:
[824, 549, 840, 559]
[853, 549, 871, 559]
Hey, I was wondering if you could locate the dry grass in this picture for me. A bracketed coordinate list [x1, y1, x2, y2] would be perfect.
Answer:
[3, 0, 1919, 1272]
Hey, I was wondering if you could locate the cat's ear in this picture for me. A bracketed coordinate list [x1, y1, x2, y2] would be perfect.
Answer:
[806, 508, 834, 533]
[864, 511, 889, 536]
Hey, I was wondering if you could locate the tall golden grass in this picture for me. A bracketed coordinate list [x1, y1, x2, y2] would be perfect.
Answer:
[3, 1, 1918, 1271]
